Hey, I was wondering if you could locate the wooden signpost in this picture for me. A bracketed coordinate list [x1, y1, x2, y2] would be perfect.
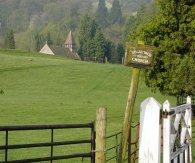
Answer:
[124, 42, 153, 68]
[117, 42, 154, 163]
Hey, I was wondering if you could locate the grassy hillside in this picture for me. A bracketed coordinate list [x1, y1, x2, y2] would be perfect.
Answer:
[0, 49, 176, 128]
[0, 49, 180, 162]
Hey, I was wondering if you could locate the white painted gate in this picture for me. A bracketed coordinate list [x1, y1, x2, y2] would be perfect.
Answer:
[139, 96, 192, 163]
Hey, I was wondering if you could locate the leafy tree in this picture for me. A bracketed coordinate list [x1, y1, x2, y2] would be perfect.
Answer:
[34, 32, 43, 51]
[109, 0, 123, 24]
[46, 32, 53, 45]
[15, 28, 43, 51]
[4, 29, 15, 49]
[123, 16, 138, 43]
[96, 0, 108, 27]
[43, 23, 65, 46]
[43, 2, 65, 24]
[123, 4, 157, 43]
[134, 0, 195, 96]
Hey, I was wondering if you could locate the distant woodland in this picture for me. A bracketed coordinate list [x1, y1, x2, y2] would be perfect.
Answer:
[0, 0, 155, 63]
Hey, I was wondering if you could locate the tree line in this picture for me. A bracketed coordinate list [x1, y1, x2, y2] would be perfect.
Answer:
[0, 0, 154, 63]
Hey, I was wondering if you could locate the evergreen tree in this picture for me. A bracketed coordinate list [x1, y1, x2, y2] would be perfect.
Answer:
[96, 0, 108, 27]
[4, 29, 15, 49]
[109, 0, 123, 24]
[93, 27, 106, 58]
[116, 43, 124, 63]
[104, 40, 112, 61]
[109, 42, 118, 63]
[78, 14, 109, 60]
[135, 0, 195, 96]
[78, 15, 98, 58]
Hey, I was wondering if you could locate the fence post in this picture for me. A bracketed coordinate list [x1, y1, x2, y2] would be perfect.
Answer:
[138, 97, 161, 163]
[122, 57, 124, 65]
[95, 108, 107, 163]
[105, 57, 107, 64]
[187, 96, 192, 163]
[163, 100, 171, 163]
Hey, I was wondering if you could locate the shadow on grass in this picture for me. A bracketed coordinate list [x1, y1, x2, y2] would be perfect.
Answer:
[0, 64, 63, 73]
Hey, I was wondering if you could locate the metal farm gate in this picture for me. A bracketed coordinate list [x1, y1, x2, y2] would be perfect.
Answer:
[0, 122, 95, 163]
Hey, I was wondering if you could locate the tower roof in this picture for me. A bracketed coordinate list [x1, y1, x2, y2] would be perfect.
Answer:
[65, 31, 74, 45]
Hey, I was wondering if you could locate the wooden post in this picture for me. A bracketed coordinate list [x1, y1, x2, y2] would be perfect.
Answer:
[118, 42, 154, 163]
[127, 126, 131, 163]
[133, 124, 139, 163]
[105, 57, 107, 64]
[95, 108, 107, 163]
[122, 57, 124, 65]
[118, 68, 140, 163]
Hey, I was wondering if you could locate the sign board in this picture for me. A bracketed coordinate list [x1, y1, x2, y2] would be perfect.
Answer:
[124, 43, 154, 68]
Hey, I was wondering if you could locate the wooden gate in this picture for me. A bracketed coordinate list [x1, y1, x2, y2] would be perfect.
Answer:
[139, 96, 192, 163]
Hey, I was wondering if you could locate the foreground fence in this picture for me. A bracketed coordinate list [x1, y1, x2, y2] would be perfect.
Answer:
[105, 131, 121, 162]
[177, 95, 195, 117]
[105, 96, 194, 163]
[139, 96, 192, 163]
[0, 123, 95, 163]
[105, 122, 140, 163]
[0, 99, 193, 163]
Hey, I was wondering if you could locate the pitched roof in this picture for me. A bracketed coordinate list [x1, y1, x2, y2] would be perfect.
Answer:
[39, 43, 54, 55]
[39, 42, 80, 60]
[50, 46, 80, 60]
[65, 31, 74, 45]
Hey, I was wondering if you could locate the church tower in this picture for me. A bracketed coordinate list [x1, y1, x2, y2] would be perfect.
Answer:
[65, 31, 75, 52]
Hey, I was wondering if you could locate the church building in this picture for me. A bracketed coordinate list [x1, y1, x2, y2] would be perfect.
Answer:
[39, 31, 80, 60]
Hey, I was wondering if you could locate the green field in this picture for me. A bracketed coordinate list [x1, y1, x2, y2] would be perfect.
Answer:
[0, 49, 194, 162]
